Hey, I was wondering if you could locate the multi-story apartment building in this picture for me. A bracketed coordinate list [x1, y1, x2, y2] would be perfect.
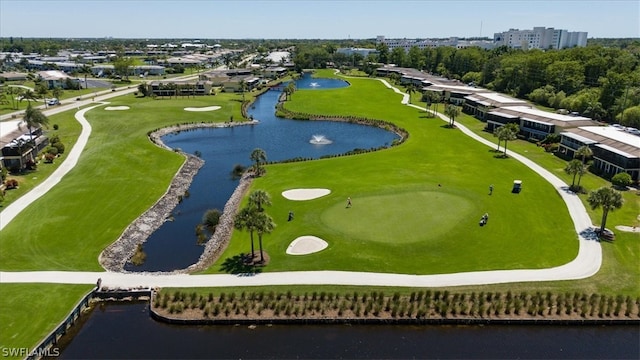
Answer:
[493, 27, 587, 50]
[375, 36, 495, 52]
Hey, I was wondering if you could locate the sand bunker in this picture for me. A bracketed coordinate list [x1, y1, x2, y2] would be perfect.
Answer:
[282, 188, 331, 201]
[104, 106, 130, 111]
[184, 106, 222, 112]
[615, 225, 640, 233]
[286, 236, 328, 255]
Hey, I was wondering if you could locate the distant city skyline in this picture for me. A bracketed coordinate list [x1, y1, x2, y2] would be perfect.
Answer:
[1, 0, 638, 40]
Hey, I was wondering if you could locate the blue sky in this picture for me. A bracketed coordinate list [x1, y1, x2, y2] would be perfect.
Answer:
[1, 0, 638, 39]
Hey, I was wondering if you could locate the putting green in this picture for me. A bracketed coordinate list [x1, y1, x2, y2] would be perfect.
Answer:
[320, 191, 473, 244]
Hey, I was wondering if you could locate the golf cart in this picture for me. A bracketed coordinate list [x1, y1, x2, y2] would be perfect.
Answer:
[512, 180, 522, 193]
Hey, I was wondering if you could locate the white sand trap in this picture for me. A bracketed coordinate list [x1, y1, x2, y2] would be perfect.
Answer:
[616, 225, 640, 233]
[104, 106, 130, 111]
[282, 188, 331, 201]
[286, 236, 328, 255]
[184, 106, 222, 112]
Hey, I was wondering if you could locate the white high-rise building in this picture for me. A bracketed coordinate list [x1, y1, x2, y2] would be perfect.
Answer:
[493, 27, 587, 50]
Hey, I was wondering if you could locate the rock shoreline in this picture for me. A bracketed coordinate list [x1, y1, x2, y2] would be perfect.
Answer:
[98, 121, 257, 274]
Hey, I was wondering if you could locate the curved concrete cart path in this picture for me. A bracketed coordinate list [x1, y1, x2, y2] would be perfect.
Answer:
[0, 78, 601, 289]
[0, 102, 108, 230]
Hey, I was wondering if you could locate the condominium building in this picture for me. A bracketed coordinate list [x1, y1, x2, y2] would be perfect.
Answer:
[375, 36, 495, 52]
[493, 27, 587, 50]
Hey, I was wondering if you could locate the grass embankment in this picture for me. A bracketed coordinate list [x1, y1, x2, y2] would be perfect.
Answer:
[0, 92, 245, 271]
[0, 284, 93, 358]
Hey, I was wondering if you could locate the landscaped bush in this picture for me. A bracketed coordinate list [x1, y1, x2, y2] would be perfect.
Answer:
[5, 178, 19, 189]
[51, 141, 65, 154]
[44, 153, 56, 163]
[611, 172, 632, 188]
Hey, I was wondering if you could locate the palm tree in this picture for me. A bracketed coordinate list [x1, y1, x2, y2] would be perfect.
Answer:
[564, 159, 585, 189]
[34, 84, 49, 108]
[234, 206, 258, 260]
[498, 123, 519, 157]
[493, 126, 503, 152]
[254, 211, 275, 263]
[250, 148, 267, 177]
[23, 103, 49, 142]
[405, 83, 416, 104]
[240, 80, 247, 102]
[587, 187, 624, 235]
[424, 91, 440, 117]
[249, 190, 271, 212]
[575, 145, 593, 166]
[444, 104, 461, 128]
[21, 90, 37, 105]
[285, 82, 296, 101]
[79, 65, 92, 89]
[20, 103, 49, 166]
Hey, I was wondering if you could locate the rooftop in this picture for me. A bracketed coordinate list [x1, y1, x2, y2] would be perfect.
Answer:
[580, 126, 640, 150]
[502, 106, 592, 122]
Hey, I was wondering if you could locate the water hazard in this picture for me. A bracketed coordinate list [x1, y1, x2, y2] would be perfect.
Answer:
[58, 302, 640, 359]
[124, 75, 399, 271]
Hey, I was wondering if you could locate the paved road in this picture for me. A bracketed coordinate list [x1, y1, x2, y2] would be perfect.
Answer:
[0, 78, 600, 289]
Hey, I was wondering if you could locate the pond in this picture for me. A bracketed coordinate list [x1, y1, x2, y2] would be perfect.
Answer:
[124, 74, 400, 271]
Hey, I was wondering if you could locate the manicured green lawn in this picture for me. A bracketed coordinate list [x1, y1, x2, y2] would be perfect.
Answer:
[206, 74, 578, 274]
[0, 284, 93, 358]
[0, 93, 245, 271]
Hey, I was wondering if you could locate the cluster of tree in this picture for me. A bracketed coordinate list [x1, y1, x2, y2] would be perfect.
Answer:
[232, 148, 275, 265]
[233, 189, 275, 265]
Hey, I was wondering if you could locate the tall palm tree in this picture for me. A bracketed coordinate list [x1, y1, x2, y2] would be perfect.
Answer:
[240, 80, 247, 102]
[21, 90, 37, 105]
[424, 91, 440, 117]
[493, 126, 503, 152]
[285, 82, 296, 101]
[444, 104, 461, 128]
[587, 187, 624, 235]
[249, 190, 271, 212]
[575, 145, 593, 166]
[564, 159, 585, 189]
[79, 65, 92, 89]
[498, 123, 519, 157]
[405, 83, 416, 104]
[23, 103, 49, 141]
[234, 206, 258, 260]
[20, 103, 49, 166]
[250, 148, 267, 177]
[254, 211, 275, 263]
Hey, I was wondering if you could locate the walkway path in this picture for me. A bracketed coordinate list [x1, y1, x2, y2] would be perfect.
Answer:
[0, 78, 600, 289]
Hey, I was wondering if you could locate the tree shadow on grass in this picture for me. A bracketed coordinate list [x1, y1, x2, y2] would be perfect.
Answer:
[220, 253, 263, 276]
